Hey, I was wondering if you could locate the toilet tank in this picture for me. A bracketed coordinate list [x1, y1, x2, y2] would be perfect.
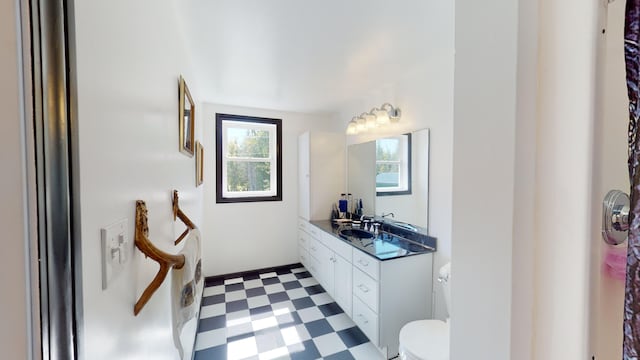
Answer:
[439, 262, 452, 316]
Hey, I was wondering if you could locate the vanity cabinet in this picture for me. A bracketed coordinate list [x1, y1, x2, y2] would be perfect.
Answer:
[351, 250, 432, 358]
[316, 231, 353, 316]
[297, 225, 311, 270]
[298, 131, 345, 221]
[302, 221, 353, 316]
[298, 220, 319, 275]
[297, 220, 433, 359]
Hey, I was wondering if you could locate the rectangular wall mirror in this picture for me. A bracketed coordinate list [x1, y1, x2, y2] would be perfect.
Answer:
[347, 128, 429, 228]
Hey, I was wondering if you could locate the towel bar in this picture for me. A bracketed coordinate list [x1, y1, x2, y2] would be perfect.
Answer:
[134, 200, 185, 315]
[173, 190, 196, 245]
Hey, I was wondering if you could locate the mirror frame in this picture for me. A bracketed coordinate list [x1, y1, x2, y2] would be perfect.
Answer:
[179, 75, 195, 157]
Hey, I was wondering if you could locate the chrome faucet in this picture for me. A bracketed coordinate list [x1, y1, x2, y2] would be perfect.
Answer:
[381, 212, 395, 219]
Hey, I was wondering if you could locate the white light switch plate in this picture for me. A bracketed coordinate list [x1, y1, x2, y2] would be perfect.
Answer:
[101, 219, 128, 290]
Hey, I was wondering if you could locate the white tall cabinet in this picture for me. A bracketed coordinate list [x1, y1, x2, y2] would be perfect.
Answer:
[298, 131, 345, 221]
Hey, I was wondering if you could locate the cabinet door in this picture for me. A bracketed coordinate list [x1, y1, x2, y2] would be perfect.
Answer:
[298, 132, 310, 220]
[317, 243, 335, 295]
[332, 254, 352, 316]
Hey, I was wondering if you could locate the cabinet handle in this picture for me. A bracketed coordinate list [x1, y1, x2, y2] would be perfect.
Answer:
[358, 259, 369, 267]
[300, 255, 306, 261]
[330, 256, 336, 263]
[357, 314, 369, 324]
[358, 284, 370, 293]
[311, 246, 317, 251]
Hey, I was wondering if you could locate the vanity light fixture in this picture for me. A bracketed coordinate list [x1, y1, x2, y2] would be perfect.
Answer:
[346, 117, 358, 135]
[345, 103, 402, 135]
[372, 107, 389, 125]
[363, 113, 377, 129]
[381, 103, 402, 123]
[356, 116, 366, 132]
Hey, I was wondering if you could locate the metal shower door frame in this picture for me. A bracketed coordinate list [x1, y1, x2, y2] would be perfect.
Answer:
[28, 0, 83, 358]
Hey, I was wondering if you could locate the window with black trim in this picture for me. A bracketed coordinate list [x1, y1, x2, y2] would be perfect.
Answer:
[216, 113, 282, 203]
[376, 133, 412, 196]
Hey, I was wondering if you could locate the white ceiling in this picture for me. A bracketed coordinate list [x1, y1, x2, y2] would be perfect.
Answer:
[179, 0, 454, 114]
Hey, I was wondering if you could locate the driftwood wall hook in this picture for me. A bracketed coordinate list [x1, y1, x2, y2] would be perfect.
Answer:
[173, 190, 197, 245]
[134, 200, 185, 316]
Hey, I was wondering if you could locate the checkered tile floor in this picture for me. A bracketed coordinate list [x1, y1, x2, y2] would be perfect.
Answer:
[194, 264, 384, 360]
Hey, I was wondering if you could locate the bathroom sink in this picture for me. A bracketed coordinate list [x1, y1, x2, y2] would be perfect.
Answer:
[339, 228, 375, 239]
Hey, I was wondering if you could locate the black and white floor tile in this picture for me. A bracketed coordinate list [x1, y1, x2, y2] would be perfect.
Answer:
[194, 264, 383, 360]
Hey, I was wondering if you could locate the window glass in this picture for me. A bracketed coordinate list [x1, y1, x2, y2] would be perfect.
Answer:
[376, 134, 411, 195]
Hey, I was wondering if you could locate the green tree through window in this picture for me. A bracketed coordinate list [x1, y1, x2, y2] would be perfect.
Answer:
[226, 129, 271, 192]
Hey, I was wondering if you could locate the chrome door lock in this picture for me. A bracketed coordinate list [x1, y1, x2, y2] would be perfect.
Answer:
[602, 189, 630, 245]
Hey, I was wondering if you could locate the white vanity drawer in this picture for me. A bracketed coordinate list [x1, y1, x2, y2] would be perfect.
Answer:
[307, 253, 321, 278]
[298, 230, 309, 251]
[353, 296, 379, 346]
[324, 233, 352, 260]
[308, 237, 322, 260]
[352, 250, 379, 280]
[353, 267, 379, 313]
[299, 248, 310, 269]
[298, 219, 308, 232]
[308, 224, 321, 239]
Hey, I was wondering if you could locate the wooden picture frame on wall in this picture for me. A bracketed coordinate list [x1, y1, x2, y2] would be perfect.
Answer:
[196, 141, 203, 187]
[179, 75, 195, 157]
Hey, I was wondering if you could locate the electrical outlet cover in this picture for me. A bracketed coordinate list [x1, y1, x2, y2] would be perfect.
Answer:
[101, 218, 128, 290]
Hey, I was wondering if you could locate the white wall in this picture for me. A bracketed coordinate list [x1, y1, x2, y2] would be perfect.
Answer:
[337, 52, 455, 320]
[201, 103, 340, 276]
[73, 1, 203, 358]
[589, 0, 628, 358]
[510, 0, 539, 358]
[531, 0, 599, 359]
[450, 0, 518, 359]
[0, 0, 31, 358]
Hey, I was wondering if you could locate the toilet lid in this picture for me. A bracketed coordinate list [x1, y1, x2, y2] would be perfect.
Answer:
[399, 320, 449, 360]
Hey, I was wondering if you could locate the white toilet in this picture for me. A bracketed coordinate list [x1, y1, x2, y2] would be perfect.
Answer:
[399, 262, 451, 360]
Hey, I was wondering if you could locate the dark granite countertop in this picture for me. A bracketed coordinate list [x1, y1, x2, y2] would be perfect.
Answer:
[309, 220, 436, 261]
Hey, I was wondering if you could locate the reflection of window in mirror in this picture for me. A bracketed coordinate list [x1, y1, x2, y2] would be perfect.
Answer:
[376, 133, 411, 196]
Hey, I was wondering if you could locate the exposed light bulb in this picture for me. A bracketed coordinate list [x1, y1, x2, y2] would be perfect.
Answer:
[346, 120, 357, 135]
[374, 108, 390, 125]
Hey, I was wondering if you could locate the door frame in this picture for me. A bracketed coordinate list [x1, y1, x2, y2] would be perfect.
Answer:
[27, 0, 83, 358]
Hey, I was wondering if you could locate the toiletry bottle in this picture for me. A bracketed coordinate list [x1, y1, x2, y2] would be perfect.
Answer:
[338, 193, 347, 218]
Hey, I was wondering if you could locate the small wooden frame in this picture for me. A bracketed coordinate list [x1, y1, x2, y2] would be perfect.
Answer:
[134, 200, 185, 316]
[173, 190, 197, 245]
[196, 142, 204, 187]
[179, 75, 196, 157]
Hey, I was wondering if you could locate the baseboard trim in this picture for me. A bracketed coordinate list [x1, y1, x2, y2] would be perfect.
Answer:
[204, 263, 304, 287]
